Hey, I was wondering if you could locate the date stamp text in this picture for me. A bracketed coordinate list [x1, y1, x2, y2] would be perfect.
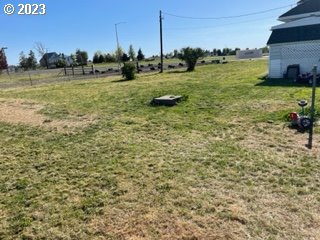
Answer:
[3, 3, 46, 15]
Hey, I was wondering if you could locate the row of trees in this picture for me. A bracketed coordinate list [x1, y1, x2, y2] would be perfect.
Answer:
[166, 47, 268, 58]
[92, 45, 145, 64]
[19, 51, 37, 70]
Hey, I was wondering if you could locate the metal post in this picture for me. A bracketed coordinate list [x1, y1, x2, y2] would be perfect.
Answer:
[307, 66, 317, 149]
[160, 10, 164, 73]
[115, 22, 125, 71]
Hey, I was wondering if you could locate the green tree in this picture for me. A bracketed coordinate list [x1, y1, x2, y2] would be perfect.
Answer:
[98, 54, 105, 63]
[19, 52, 28, 70]
[93, 51, 105, 64]
[115, 47, 124, 63]
[178, 47, 205, 71]
[121, 53, 130, 62]
[121, 62, 136, 80]
[213, 48, 217, 56]
[173, 49, 179, 58]
[261, 46, 269, 54]
[128, 45, 136, 61]
[70, 54, 77, 66]
[222, 48, 231, 56]
[105, 53, 116, 63]
[27, 50, 37, 69]
[55, 59, 66, 68]
[0, 49, 8, 71]
[93, 52, 100, 64]
[137, 48, 145, 61]
[76, 49, 88, 65]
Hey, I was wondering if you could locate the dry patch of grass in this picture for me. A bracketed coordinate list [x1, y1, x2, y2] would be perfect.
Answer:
[0, 99, 96, 132]
[238, 122, 320, 157]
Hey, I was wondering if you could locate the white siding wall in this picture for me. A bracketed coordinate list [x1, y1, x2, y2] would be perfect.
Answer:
[269, 40, 320, 78]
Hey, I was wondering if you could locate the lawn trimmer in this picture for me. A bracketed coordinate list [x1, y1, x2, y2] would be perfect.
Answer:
[290, 100, 312, 130]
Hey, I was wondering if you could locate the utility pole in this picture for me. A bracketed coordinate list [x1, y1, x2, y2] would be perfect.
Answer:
[307, 65, 317, 149]
[160, 10, 164, 73]
[115, 22, 125, 71]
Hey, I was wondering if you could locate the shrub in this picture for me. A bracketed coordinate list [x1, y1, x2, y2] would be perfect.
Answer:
[178, 47, 205, 71]
[55, 59, 66, 68]
[121, 63, 136, 80]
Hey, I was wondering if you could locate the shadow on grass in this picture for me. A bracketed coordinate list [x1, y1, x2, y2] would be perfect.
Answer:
[256, 77, 311, 88]
[165, 69, 199, 74]
[111, 78, 134, 83]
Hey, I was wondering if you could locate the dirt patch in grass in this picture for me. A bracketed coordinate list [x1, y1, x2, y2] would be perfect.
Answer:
[0, 99, 96, 132]
[238, 122, 320, 156]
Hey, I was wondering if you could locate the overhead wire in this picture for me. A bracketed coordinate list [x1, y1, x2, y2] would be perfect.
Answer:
[163, 3, 296, 20]
[164, 15, 279, 31]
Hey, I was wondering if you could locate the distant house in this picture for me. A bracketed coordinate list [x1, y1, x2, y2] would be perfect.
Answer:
[267, 0, 320, 78]
[40, 52, 73, 68]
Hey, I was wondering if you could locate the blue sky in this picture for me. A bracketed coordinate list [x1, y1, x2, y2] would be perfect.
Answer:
[1, 0, 297, 65]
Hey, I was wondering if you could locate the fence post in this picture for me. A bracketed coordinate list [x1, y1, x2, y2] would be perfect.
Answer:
[82, 65, 85, 75]
[64, 66, 67, 76]
[28, 72, 33, 86]
[92, 65, 95, 75]
[307, 66, 317, 149]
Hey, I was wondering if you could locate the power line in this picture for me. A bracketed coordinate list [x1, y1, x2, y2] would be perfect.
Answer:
[164, 15, 278, 31]
[163, 3, 295, 20]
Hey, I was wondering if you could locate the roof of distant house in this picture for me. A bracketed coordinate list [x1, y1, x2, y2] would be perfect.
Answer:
[280, 0, 320, 19]
[267, 23, 320, 44]
[41, 52, 58, 59]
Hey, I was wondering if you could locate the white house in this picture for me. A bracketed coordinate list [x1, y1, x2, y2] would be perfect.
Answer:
[267, 0, 320, 78]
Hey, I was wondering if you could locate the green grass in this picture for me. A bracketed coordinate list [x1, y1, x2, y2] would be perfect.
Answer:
[0, 60, 319, 239]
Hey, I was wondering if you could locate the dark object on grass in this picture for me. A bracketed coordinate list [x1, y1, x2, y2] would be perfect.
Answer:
[179, 63, 184, 67]
[150, 67, 156, 71]
[296, 72, 320, 84]
[289, 100, 312, 130]
[151, 95, 183, 106]
[201, 60, 206, 64]
[168, 65, 175, 69]
[212, 60, 220, 64]
[285, 64, 300, 81]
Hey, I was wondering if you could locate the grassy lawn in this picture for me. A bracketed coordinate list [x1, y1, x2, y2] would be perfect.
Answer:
[0, 60, 319, 239]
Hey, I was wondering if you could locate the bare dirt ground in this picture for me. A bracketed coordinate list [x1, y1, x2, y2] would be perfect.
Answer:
[0, 99, 95, 131]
